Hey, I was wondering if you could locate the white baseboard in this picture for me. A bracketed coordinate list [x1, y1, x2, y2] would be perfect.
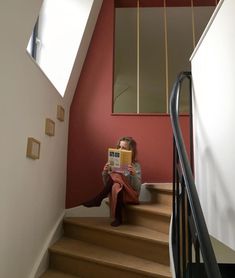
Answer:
[29, 211, 65, 278]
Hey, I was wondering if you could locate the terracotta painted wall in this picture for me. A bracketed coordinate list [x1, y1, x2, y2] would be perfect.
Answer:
[66, 0, 189, 208]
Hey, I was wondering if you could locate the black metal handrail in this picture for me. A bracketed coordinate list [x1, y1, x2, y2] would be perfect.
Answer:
[170, 71, 222, 278]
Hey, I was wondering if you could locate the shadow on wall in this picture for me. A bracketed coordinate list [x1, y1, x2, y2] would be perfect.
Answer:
[195, 106, 235, 251]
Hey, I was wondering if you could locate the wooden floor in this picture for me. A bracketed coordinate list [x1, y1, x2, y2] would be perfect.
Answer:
[40, 183, 173, 278]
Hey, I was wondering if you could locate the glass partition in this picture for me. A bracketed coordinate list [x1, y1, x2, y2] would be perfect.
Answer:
[113, 1, 217, 114]
[167, 6, 193, 113]
[139, 7, 166, 113]
[114, 6, 138, 113]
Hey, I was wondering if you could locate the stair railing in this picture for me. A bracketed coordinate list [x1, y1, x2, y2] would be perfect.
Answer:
[169, 71, 222, 278]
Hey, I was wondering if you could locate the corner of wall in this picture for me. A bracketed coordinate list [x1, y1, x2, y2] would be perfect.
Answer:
[29, 211, 65, 278]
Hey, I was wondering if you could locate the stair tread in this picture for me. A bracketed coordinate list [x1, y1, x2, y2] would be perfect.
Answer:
[50, 237, 172, 277]
[64, 217, 169, 245]
[40, 269, 79, 278]
[144, 183, 173, 193]
[127, 202, 172, 217]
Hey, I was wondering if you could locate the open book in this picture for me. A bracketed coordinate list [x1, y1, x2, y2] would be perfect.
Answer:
[108, 148, 132, 174]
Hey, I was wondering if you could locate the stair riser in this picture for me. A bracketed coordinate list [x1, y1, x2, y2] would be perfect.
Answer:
[50, 253, 168, 278]
[150, 191, 172, 207]
[125, 210, 170, 234]
[64, 224, 169, 265]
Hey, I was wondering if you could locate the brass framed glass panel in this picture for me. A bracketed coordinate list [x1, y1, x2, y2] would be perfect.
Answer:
[139, 6, 166, 113]
[114, 3, 138, 113]
[167, 2, 193, 113]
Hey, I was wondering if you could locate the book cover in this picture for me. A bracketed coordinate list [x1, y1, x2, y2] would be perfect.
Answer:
[108, 148, 132, 174]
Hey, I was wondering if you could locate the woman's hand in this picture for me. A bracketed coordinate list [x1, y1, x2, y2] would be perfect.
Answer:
[103, 162, 111, 172]
[128, 164, 136, 176]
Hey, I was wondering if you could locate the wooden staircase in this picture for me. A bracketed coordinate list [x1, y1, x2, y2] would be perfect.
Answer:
[40, 183, 173, 278]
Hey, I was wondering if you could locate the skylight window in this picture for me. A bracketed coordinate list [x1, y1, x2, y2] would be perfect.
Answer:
[27, 0, 94, 97]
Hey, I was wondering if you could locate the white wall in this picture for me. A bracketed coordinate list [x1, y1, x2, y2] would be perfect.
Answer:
[0, 0, 102, 277]
[191, 0, 235, 251]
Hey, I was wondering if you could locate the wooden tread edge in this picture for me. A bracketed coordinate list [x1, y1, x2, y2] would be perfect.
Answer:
[143, 183, 173, 193]
[126, 203, 172, 217]
[64, 217, 169, 245]
[40, 269, 79, 278]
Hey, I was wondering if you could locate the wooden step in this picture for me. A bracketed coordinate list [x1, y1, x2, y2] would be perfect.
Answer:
[49, 237, 172, 278]
[144, 183, 173, 207]
[125, 203, 171, 234]
[40, 269, 80, 278]
[145, 183, 173, 193]
[64, 217, 170, 265]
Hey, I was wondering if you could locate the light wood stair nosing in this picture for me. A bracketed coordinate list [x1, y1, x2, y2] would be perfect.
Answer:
[126, 203, 172, 217]
[40, 269, 80, 278]
[64, 217, 169, 246]
[144, 183, 173, 193]
[105, 199, 172, 214]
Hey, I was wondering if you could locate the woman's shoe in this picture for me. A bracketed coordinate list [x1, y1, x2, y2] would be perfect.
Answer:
[110, 218, 122, 227]
[83, 182, 113, 207]
[83, 196, 102, 207]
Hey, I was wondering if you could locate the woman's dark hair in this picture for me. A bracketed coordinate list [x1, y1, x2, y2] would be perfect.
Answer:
[117, 136, 137, 162]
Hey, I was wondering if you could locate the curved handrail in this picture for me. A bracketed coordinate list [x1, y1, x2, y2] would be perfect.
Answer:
[170, 71, 222, 278]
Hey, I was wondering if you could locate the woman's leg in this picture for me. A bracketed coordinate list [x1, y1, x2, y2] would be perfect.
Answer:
[83, 177, 113, 207]
[111, 190, 123, 227]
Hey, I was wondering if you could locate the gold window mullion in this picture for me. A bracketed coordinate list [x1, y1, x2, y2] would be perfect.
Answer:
[164, 0, 169, 113]
[191, 0, 196, 48]
[137, 0, 140, 114]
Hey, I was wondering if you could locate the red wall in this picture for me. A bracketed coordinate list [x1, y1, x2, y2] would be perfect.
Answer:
[66, 0, 190, 208]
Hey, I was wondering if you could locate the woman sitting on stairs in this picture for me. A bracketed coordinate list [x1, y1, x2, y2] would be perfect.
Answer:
[84, 136, 142, 227]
